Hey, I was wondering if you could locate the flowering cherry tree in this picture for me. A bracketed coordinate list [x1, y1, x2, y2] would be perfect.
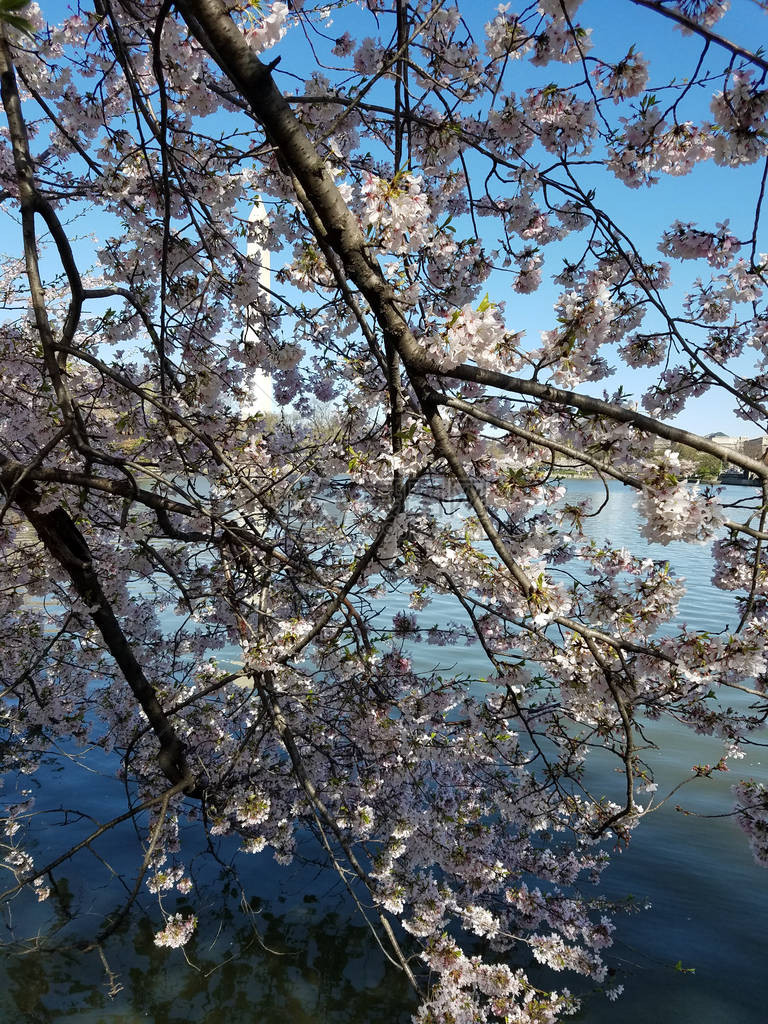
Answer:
[2, 0, 768, 1019]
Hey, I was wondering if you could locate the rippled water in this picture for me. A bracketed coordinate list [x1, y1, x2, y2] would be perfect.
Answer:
[2, 481, 766, 1023]
[545, 482, 768, 1023]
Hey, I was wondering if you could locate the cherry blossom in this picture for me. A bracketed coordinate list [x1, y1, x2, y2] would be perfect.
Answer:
[1, 2, 767, 1022]
[154, 912, 198, 949]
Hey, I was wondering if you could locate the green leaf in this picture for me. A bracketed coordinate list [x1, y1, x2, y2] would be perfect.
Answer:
[674, 960, 696, 975]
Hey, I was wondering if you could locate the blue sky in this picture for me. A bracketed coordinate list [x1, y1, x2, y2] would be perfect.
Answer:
[28, 0, 768, 437]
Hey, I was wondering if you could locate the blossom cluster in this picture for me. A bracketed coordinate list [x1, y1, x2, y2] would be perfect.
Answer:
[733, 780, 768, 867]
[153, 912, 198, 949]
[2, 3, 768, 1023]
[636, 454, 724, 545]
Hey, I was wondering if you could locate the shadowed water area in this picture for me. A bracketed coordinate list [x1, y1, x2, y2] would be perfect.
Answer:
[2, 480, 766, 1023]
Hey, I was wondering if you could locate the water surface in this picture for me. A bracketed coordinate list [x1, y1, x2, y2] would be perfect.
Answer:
[2, 480, 766, 1022]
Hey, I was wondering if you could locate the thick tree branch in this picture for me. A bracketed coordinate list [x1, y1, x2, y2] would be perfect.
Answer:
[3, 463, 195, 791]
[442, 363, 768, 478]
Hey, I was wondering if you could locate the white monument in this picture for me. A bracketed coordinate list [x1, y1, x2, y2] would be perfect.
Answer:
[240, 199, 274, 417]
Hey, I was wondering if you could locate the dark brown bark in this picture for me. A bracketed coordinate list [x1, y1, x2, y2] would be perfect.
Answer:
[4, 464, 194, 791]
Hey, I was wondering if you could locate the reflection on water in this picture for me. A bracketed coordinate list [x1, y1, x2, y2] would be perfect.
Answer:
[2, 844, 416, 1023]
[2, 481, 767, 1023]
[3, 911, 414, 1024]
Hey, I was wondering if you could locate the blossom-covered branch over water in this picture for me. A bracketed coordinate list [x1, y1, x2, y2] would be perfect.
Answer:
[1, 0, 768, 1020]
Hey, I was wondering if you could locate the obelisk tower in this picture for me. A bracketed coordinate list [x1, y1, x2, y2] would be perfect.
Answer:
[241, 198, 274, 417]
